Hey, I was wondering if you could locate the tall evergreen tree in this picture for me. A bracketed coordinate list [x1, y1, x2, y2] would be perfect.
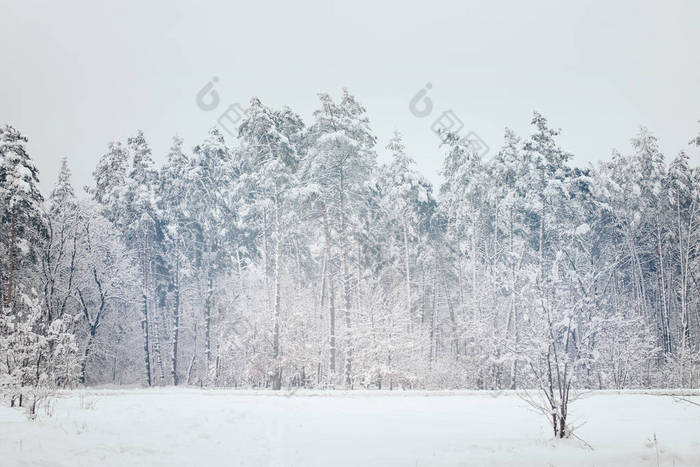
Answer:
[238, 97, 305, 389]
[0, 125, 45, 307]
[303, 90, 377, 387]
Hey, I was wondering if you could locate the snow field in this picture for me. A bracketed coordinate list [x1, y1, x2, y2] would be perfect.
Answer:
[0, 389, 699, 466]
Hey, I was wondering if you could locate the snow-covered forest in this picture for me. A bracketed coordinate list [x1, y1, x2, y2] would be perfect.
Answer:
[2, 91, 700, 415]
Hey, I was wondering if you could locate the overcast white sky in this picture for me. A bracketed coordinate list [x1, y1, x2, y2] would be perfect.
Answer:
[2, 0, 699, 193]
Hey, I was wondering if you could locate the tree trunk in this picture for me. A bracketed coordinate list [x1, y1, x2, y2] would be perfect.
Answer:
[429, 256, 438, 365]
[322, 203, 336, 382]
[204, 275, 213, 380]
[508, 210, 518, 389]
[272, 193, 282, 390]
[141, 294, 152, 386]
[186, 322, 198, 385]
[6, 207, 16, 307]
[340, 221, 352, 387]
[171, 255, 180, 386]
[152, 304, 165, 384]
[402, 216, 412, 330]
[338, 171, 353, 389]
[80, 323, 98, 384]
[654, 221, 672, 354]
[539, 196, 545, 281]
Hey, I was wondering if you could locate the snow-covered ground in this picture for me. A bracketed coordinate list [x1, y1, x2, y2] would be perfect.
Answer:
[1, 389, 699, 466]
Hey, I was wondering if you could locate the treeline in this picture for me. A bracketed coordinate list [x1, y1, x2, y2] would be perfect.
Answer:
[1, 92, 699, 401]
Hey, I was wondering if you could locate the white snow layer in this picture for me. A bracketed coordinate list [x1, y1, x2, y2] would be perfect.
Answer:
[0, 389, 699, 466]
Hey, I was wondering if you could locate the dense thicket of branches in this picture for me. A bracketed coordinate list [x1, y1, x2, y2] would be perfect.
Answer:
[2, 93, 699, 405]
